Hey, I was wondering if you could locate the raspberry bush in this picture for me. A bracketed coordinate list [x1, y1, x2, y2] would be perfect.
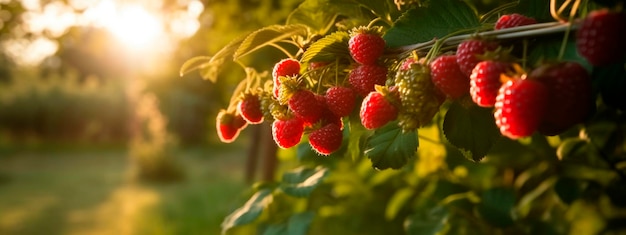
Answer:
[181, 0, 626, 234]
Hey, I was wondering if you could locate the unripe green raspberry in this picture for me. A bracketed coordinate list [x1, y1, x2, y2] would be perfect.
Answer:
[394, 63, 444, 131]
[260, 91, 291, 122]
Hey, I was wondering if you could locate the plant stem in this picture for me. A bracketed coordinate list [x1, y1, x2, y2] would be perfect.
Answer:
[392, 22, 579, 57]
[558, 0, 581, 60]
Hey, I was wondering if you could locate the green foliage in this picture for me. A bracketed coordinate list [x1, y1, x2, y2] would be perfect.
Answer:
[279, 167, 329, 197]
[443, 102, 501, 162]
[234, 24, 308, 60]
[383, 0, 481, 48]
[261, 212, 315, 235]
[179, 36, 246, 82]
[222, 189, 274, 232]
[300, 31, 351, 63]
[405, 205, 449, 235]
[182, 0, 626, 234]
[477, 187, 516, 227]
[287, 0, 394, 35]
[0, 73, 128, 143]
[364, 122, 419, 170]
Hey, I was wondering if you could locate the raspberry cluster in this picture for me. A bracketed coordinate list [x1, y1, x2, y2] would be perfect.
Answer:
[217, 56, 355, 155]
[214, 10, 619, 154]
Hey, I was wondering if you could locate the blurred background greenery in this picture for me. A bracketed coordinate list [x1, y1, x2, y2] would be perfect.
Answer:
[0, 0, 521, 234]
[0, 0, 300, 234]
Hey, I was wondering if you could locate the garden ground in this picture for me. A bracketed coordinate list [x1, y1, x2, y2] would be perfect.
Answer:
[0, 145, 249, 235]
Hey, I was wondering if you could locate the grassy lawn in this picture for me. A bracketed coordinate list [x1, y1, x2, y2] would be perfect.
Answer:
[0, 146, 250, 235]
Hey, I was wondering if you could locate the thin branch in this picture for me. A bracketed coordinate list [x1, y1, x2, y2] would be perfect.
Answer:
[391, 22, 578, 58]
[268, 42, 295, 59]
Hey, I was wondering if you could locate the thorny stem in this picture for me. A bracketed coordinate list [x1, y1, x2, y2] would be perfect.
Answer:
[414, 26, 491, 62]
[392, 22, 579, 58]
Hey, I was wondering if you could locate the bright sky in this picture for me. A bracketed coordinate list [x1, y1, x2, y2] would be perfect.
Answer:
[2, 0, 203, 67]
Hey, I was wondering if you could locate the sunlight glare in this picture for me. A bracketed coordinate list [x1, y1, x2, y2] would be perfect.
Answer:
[105, 4, 164, 52]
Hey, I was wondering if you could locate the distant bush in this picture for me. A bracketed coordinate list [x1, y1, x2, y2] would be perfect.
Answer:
[0, 71, 130, 143]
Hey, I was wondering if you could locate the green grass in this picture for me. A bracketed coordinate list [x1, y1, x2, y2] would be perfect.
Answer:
[0, 146, 249, 235]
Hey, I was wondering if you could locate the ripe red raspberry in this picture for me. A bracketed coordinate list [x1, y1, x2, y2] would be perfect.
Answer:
[456, 39, 499, 76]
[495, 13, 537, 30]
[349, 64, 388, 96]
[216, 110, 247, 143]
[349, 27, 385, 65]
[288, 90, 324, 125]
[494, 78, 548, 139]
[309, 123, 343, 155]
[576, 9, 626, 66]
[470, 60, 512, 107]
[272, 59, 300, 99]
[272, 58, 301, 82]
[314, 93, 344, 129]
[272, 117, 305, 148]
[360, 88, 399, 129]
[430, 55, 470, 99]
[238, 93, 264, 124]
[530, 62, 592, 136]
[325, 86, 357, 117]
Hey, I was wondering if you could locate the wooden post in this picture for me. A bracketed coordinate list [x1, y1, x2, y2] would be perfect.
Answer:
[244, 124, 261, 183]
[261, 122, 278, 182]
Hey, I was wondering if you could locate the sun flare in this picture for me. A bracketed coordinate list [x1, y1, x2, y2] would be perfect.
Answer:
[102, 3, 164, 52]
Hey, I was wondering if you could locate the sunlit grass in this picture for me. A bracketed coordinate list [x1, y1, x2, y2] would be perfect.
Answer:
[0, 146, 248, 235]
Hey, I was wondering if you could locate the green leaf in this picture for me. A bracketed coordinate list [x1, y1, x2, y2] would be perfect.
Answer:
[296, 142, 319, 162]
[385, 187, 414, 220]
[560, 163, 619, 186]
[347, 117, 367, 162]
[442, 102, 501, 162]
[300, 31, 350, 63]
[234, 24, 308, 60]
[383, 0, 481, 48]
[364, 122, 418, 170]
[556, 137, 589, 161]
[287, 0, 364, 35]
[354, 0, 398, 21]
[530, 221, 560, 235]
[554, 177, 584, 204]
[221, 189, 273, 232]
[179, 56, 212, 77]
[287, 212, 315, 235]
[279, 166, 329, 197]
[179, 35, 245, 82]
[477, 187, 516, 228]
[287, 0, 338, 35]
[261, 212, 314, 235]
[405, 205, 450, 235]
[262, 224, 287, 235]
